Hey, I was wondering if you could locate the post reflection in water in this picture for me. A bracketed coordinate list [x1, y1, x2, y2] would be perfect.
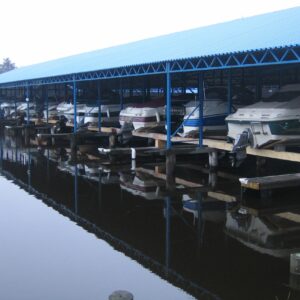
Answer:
[164, 196, 171, 271]
[1, 133, 300, 300]
[27, 148, 31, 191]
[196, 191, 205, 250]
[98, 168, 103, 213]
[74, 163, 78, 214]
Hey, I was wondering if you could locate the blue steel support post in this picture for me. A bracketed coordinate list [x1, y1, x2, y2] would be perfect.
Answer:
[166, 62, 172, 149]
[26, 84, 30, 125]
[97, 81, 101, 132]
[73, 80, 77, 132]
[227, 70, 232, 115]
[198, 73, 204, 147]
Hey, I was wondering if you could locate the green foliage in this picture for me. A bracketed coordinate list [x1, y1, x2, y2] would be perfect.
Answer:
[0, 58, 16, 74]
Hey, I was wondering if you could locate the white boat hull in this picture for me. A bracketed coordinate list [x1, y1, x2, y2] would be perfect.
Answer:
[227, 119, 300, 148]
[119, 106, 164, 130]
[183, 123, 227, 135]
[84, 104, 121, 126]
[84, 115, 119, 126]
[226, 84, 300, 148]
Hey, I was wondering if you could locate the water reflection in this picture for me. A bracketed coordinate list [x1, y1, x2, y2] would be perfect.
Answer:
[120, 170, 166, 200]
[1, 134, 300, 299]
[225, 205, 300, 258]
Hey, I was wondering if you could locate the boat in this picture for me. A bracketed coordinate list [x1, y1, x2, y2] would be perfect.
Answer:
[0, 102, 16, 117]
[56, 101, 73, 117]
[119, 97, 185, 131]
[63, 104, 86, 125]
[182, 194, 226, 224]
[81, 165, 120, 184]
[119, 98, 165, 130]
[16, 102, 37, 120]
[180, 86, 255, 137]
[43, 103, 59, 119]
[119, 171, 165, 200]
[57, 161, 86, 176]
[181, 87, 230, 137]
[84, 103, 122, 127]
[226, 84, 300, 148]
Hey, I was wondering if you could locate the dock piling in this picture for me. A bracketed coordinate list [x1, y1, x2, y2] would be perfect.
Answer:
[166, 149, 176, 190]
[109, 290, 134, 300]
[24, 126, 30, 146]
[208, 170, 217, 189]
[209, 150, 218, 169]
[131, 148, 136, 170]
[109, 134, 116, 148]
[70, 133, 77, 160]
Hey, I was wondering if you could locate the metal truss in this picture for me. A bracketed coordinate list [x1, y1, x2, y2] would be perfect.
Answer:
[1, 45, 299, 88]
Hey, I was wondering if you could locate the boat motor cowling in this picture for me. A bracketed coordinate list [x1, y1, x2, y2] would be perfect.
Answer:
[230, 129, 253, 167]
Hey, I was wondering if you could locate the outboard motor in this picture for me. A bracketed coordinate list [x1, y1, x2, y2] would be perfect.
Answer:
[230, 129, 253, 167]
[54, 115, 68, 134]
[119, 122, 134, 145]
[16, 113, 25, 125]
[0, 108, 4, 120]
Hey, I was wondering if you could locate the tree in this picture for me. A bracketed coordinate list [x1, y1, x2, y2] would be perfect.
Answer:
[0, 58, 16, 74]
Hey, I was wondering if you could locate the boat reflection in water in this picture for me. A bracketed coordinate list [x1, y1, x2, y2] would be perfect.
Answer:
[225, 205, 300, 258]
[119, 170, 166, 200]
[182, 193, 227, 224]
[1, 135, 300, 299]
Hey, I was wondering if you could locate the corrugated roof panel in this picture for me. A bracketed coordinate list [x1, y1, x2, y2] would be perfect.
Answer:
[1, 6, 300, 84]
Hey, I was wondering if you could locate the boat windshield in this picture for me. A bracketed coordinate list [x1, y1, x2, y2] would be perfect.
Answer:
[264, 91, 300, 102]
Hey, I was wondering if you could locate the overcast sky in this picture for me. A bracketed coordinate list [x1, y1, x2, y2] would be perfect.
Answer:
[1, 0, 300, 67]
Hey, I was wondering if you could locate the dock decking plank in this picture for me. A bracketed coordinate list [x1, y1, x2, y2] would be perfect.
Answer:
[132, 131, 300, 163]
[239, 173, 300, 190]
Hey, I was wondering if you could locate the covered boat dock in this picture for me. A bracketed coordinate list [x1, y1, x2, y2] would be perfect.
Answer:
[0, 7, 300, 166]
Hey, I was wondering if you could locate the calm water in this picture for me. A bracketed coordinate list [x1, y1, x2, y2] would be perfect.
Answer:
[0, 134, 300, 300]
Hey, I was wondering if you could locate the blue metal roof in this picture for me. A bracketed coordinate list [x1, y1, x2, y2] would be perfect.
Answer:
[1, 6, 300, 85]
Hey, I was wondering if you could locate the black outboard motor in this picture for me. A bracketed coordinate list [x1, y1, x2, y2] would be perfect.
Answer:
[230, 129, 253, 167]
[54, 115, 68, 134]
[119, 122, 134, 145]
[16, 113, 25, 126]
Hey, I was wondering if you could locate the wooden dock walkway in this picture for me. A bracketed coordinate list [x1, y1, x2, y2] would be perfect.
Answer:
[132, 131, 300, 163]
[239, 173, 300, 191]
